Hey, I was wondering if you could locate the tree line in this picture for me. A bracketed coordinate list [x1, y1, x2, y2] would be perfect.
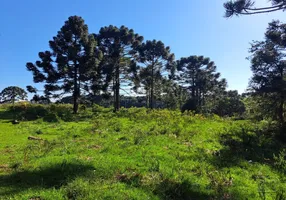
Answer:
[17, 15, 242, 116]
[1, 1, 285, 140]
[223, 0, 286, 141]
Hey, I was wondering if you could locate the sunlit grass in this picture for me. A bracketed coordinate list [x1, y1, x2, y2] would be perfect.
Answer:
[0, 105, 285, 199]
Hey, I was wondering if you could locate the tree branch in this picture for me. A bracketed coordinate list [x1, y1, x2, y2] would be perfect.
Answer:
[246, 4, 284, 11]
[242, 7, 285, 15]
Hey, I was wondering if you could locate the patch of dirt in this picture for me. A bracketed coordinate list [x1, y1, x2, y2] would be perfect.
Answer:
[0, 164, 11, 172]
[183, 142, 193, 147]
[0, 164, 9, 169]
[89, 144, 102, 150]
[80, 156, 93, 161]
[2, 148, 13, 153]
[28, 136, 43, 140]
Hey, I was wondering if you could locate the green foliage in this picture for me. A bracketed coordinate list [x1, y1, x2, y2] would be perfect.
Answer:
[211, 90, 246, 117]
[43, 113, 59, 123]
[160, 80, 189, 110]
[3, 103, 78, 122]
[91, 104, 108, 113]
[248, 21, 286, 139]
[0, 106, 286, 199]
[23, 16, 235, 114]
[223, 0, 286, 17]
[177, 55, 227, 113]
[12, 103, 49, 120]
[136, 40, 175, 109]
[49, 104, 75, 122]
[26, 85, 37, 93]
[274, 149, 286, 174]
[26, 16, 100, 114]
[0, 86, 27, 104]
[31, 94, 50, 104]
[96, 25, 143, 111]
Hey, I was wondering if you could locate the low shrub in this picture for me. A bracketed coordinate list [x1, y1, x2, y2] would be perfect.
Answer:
[43, 113, 60, 123]
[10, 103, 48, 120]
[5, 103, 78, 122]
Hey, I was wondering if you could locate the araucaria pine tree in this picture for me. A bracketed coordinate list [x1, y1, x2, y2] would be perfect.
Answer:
[96, 25, 143, 112]
[223, 0, 286, 17]
[136, 40, 175, 109]
[0, 86, 27, 105]
[177, 56, 226, 112]
[248, 20, 286, 140]
[26, 16, 99, 114]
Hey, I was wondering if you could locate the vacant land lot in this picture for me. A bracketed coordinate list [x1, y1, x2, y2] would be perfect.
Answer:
[0, 105, 285, 199]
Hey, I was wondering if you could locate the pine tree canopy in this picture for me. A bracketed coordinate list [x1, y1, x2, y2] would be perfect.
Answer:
[224, 0, 286, 17]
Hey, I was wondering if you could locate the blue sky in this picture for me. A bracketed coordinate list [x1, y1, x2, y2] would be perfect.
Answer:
[0, 0, 284, 96]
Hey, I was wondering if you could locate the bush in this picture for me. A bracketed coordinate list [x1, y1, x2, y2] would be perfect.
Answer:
[43, 113, 59, 123]
[25, 105, 49, 120]
[10, 103, 49, 120]
[50, 104, 72, 116]
[7, 103, 75, 122]
[92, 104, 106, 113]
[49, 104, 74, 121]
[274, 149, 286, 174]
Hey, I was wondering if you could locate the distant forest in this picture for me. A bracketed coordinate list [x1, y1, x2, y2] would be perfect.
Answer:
[1, 0, 286, 139]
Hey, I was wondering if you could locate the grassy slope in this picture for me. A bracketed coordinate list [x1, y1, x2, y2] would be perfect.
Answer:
[0, 106, 285, 200]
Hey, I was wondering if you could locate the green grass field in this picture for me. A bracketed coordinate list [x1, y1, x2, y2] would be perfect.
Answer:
[0, 105, 285, 199]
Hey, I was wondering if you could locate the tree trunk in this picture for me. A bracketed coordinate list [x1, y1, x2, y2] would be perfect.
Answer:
[278, 91, 286, 141]
[115, 65, 120, 112]
[150, 65, 154, 109]
[191, 72, 195, 99]
[146, 89, 150, 108]
[73, 63, 79, 114]
[150, 88, 154, 109]
[12, 88, 16, 120]
[191, 83, 196, 109]
[113, 77, 116, 112]
[278, 68, 286, 141]
[279, 95, 284, 124]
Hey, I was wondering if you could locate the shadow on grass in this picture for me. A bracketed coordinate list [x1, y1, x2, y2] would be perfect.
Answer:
[117, 173, 212, 200]
[0, 110, 14, 121]
[0, 161, 95, 197]
[153, 178, 211, 200]
[211, 125, 284, 168]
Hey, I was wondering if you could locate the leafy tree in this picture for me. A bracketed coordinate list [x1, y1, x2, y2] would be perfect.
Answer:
[136, 40, 175, 109]
[26, 85, 50, 104]
[26, 16, 99, 114]
[177, 56, 227, 112]
[0, 86, 27, 105]
[243, 94, 272, 120]
[26, 85, 37, 93]
[96, 25, 143, 111]
[30, 95, 51, 104]
[136, 65, 163, 108]
[212, 90, 245, 117]
[160, 79, 189, 110]
[224, 0, 286, 17]
[248, 20, 286, 139]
